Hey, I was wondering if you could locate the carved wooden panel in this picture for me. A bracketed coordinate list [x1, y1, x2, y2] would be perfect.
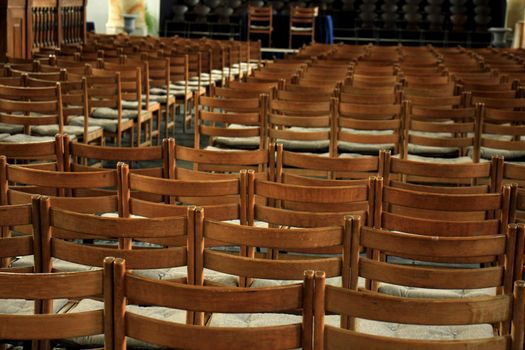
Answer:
[1, 0, 86, 59]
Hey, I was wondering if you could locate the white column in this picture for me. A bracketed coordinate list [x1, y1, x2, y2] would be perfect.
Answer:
[106, 0, 147, 35]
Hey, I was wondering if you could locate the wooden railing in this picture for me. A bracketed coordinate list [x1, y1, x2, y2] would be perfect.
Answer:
[1, 0, 87, 59]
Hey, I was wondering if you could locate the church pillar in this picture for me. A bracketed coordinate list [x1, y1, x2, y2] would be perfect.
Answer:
[507, 0, 525, 48]
[106, 0, 147, 35]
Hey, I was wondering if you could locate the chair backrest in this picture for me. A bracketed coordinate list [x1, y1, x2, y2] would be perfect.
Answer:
[194, 93, 268, 150]
[0, 155, 118, 209]
[290, 6, 318, 27]
[0, 258, 112, 347]
[0, 199, 39, 271]
[66, 136, 165, 177]
[40, 196, 192, 276]
[314, 271, 525, 350]
[349, 213, 520, 292]
[248, 5, 273, 26]
[373, 176, 513, 230]
[402, 102, 481, 161]
[166, 137, 268, 174]
[0, 133, 64, 164]
[335, 100, 403, 156]
[112, 258, 313, 349]
[247, 169, 373, 229]
[0, 83, 64, 134]
[275, 144, 378, 184]
[478, 105, 525, 162]
[504, 162, 525, 223]
[269, 97, 335, 155]
[118, 162, 245, 222]
[380, 150, 503, 193]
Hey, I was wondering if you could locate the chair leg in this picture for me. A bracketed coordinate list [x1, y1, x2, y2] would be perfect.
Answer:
[289, 33, 292, 49]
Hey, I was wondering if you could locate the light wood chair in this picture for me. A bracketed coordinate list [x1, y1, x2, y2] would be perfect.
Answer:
[275, 143, 379, 182]
[0, 83, 64, 144]
[402, 102, 481, 163]
[112, 258, 313, 349]
[334, 100, 403, 156]
[194, 93, 268, 151]
[314, 271, 525, 349]
[289, 6, 319, 48]
[504, 162, 525, 223]
[248, 6, 273, 48]
[0, 257, 113, 350]
[380, 150, 503, 194]
[268, 97, 334, 154]
[67, 68, 134, 147]
[65, 135, 165, 177]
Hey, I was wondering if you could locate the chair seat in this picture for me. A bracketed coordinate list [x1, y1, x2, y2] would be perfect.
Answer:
[478, 146, 525, 160]
[250, 276, 365, 288]
[291, 26, 314, 32]
[250, 25, 272, 30]
[325, 315, 494, 341]
[338, 128, 396, 154]
[69, 116, 132, 133]
[377, 283, 496, 299]
[92, 107, 140, 120]
[212, 124, 261, 149]
[203, 268, 239, 286]
[120, 101, 160, 113]
[276, 127, 330, 151]
[209, 312, 302, 328]
[65, 299, 186, 348]
[0, 122, 24, 134]
[13, 255, 99, 272]
[0, 298, 69, 315]
[0, 134, 57, 144]
[131, 266, 189, 281]
[32, 124, 102, 137]
[400, 154, 476, 164]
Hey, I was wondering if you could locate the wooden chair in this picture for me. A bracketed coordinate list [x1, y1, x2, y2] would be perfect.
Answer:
[65, 136, 165, 177]
[164, 51, 204, 133]
[314, 272, 525, 349]
[194, 93, 268, 151]
[67, 68, 134, 147]
[504, 162, 525, 223]
[194, 205, 342, 328]
[0, 155, 118, 209]
[248, 6, 273, 48]
[402, 102, 481, 163]
[0, 133, 64, 164]
[335, 100, 403, 156]
[117, 162, 245, 221]
[138, 56, 175, 144]
[274, 143, 378, 182]
[0, 199, 39, 271]
[0, 257, 113, 350]
[372, 175, 513, 227]
[268, 97, 334, 154]
[25, 76, 104, 145]
[0, 83, 64, 144]
[380, 150, 503, 194]
[166, 137, 268, 175]
[112, 258, 313, 349]
[98, 62, 153, 147]
[289, 6, 319, 48]
[476, 103, 525, 162]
